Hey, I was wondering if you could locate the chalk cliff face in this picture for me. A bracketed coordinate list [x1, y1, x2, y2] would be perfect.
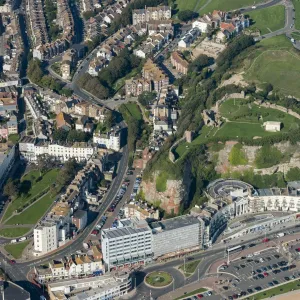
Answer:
[141, 162, 193, 214]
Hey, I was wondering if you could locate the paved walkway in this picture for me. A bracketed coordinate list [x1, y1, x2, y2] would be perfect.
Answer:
[157, 276, 221, 300]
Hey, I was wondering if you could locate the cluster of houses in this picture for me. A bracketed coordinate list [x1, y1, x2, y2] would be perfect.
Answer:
[30, 0, 75, 60]
[192, 10, 249, 43]
[0, 5, 24, 79]
[0, 91, 18, 140]
[125, 58, 169, 97]
[83, 0, 129, 41]
[88, 25, 142, 76]
[34, 250, 104, 283]
[32, 160, 106, 256]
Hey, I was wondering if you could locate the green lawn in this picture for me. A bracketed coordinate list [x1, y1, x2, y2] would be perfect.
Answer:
[258, 34, 292, 48]
[145, 271, 173, 287]
[2, 169, 59, 222]
[201, 0, 264, 14]
[175, 0, 201, 12]
[8, 134, 19, 144]
[217, 99, 300, 138]
[245, 49, 300, 97]
[251, 279, 300, 299]
[123, 103, 142, 120]
[156, 171, 168, 192]
[5, 192, 57, 225]
[174, 126, 218, 158]
[4, 240, 30, 259]
[248, 5, 285, 35]
[0, 227, 31, 238]
[179, 259, 202, 277]
[291, 31, 300, 40]
[292, 0, 300, 30]
[175, 288, 208, 300]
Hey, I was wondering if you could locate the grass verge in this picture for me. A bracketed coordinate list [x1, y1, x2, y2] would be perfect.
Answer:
[0, 227, 31, 238]
[179, 259, 202, 277]
[251, 279, 300, 299]
[4, 240, 30, 259]
[175, 287, 208, 300]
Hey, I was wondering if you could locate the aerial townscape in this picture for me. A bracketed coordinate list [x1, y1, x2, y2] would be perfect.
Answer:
[2, 0, 300, 299]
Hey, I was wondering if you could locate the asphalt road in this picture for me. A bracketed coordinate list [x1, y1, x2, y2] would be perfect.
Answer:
[131, 226, 300, 299]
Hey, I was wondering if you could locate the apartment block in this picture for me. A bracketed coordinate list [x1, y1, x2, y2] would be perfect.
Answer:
[34, 222, 59, 255]
[93, 127, 121, 151]
[125, 78, 152, 97]
[142, 59, 169, 93]
[132, 6, 171, 25]
[47, 273, 131, 300]
[101, 218, 153, 270]
[150, 215, 203, 258]
[171, 51, 189, 75]
[19, 137, 95, 163]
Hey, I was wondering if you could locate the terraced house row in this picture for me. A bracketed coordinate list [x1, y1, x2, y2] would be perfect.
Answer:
[29, 0, 75, 60]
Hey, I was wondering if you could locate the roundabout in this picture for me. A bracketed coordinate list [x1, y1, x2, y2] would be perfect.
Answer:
[144, 271, 174, 288]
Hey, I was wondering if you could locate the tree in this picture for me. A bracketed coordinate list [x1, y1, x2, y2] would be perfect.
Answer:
[3, 179, 19, 199]
[188, 54, 211, 73]
[178, 10, 199, 22]
[138, 91, 156, 107]
[286, 167, 300, 182]
[67, 130, 89, 142]
[36, 154, 53, 176]
[83, 10, 96, 20]
[52, 128, 68, 142]
[27, 59, 44, 84]
[61, 88, 73, 97]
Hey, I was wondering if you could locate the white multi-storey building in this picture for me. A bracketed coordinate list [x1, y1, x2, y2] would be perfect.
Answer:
[19, 136, 95, 162]
[93, 129, 121, 151]
[47, 273, 131, 300]
[101, 218, 153, 270]
[34, 222, 59, 254]
[150, 215, 203, 258]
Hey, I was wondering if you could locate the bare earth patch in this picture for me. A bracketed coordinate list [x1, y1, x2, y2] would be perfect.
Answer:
[221, 73, 249, 88]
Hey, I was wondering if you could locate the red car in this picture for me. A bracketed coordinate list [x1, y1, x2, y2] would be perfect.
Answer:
[197, 295, 203, 298]
[262, 238, 270, 243]
[263, 272, 268, 277]
[9, 260, 16, 264]
[296, 248, 300, 252]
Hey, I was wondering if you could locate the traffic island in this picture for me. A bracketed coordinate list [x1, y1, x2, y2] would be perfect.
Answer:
[144, 271, 173, 288]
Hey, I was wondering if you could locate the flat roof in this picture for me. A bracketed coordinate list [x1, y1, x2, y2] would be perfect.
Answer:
[150, 215, 199, 232]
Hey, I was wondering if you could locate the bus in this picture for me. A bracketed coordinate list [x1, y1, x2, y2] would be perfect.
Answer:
[226, 245, 244, 254]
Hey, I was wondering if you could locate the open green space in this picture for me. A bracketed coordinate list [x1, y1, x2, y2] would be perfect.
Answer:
[156, 171, 168, 192]
[291, 31, 300, 40]
[217, 98, 300, 138]
[8, 134, 19, 144]
[245, 49, 300, 97]
[292, 0, 300, 30]
[5, 192, 57, 225]
[122, 103, 142, 120]
[175, 287, 208, 300]
[4, 240, 30, 259]
[175, 0, 201, 12]
[0, 227, 31, 238]
[258, 35, 292, 48]
[229, 143, 248, 166]
[201, 0, 264, 14]
[251, 279, 300, 299]
[2, 169, 59, 222]
[248, 5, 285, 35]
[145, 271, 173, 287]
[174, 126, 218, 158]
[179, 259, 202, 277]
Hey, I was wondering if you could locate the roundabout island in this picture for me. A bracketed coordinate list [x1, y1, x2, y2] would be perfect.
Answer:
[144, 271, 174, 288]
